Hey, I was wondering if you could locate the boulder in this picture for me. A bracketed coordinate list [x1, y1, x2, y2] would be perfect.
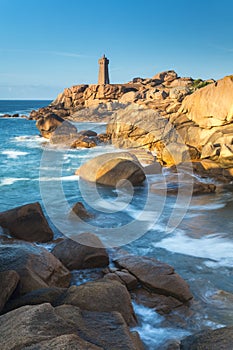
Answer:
[36, 113, 77, 139]
[59, 280, 137, 326]
[152, 70, 178, 83]
[0, 242, 71, 295]
[169, 86, 190, 100]
[180, 326, 233, 350]
[79, 129, 98, 137]
[180, 76, 233, 128]
[56, 305, 143, 350]
[51, 233, 109, 270]
[115, 255, 193, 302]
[131, 288, 183, 315]
[70, 135, 97, 148]
[77, 152, 146, 186]
[0, 270, 20, 312]
[2, 287, 67, 314]
[0, 202, 53, 243]
[150, 174, 216, 196]
[119, 91, 140, 103]
[0, 303, 104, 350]
[70, 201, 94, 219]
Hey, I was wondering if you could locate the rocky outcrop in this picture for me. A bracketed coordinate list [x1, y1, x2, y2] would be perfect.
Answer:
[0, 202, 53, 243]
[106, 75, 233, 174]
[76, 151, 146, 186]
[0, 303, 143, 350]
[51, 233, 109, 270]
[180, 326, 233, 350]
[0, 241, 71, 295]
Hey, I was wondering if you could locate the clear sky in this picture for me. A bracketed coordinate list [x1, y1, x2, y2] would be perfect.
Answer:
[0, 0, 232, 99]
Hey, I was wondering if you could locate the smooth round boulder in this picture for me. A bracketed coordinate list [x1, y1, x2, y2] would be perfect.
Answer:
[36, 113, 77, 139]
[76, 152, 146, 187]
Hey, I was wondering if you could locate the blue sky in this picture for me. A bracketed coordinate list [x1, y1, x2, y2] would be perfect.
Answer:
[0, 0, 232, 99]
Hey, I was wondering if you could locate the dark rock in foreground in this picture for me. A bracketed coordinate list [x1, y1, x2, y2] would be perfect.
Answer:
[0, 270, 20, 312]
[180, 326, 233, 350]
[0, 303, 143, 350]
[51, 233, 109, 270]
[0, 241, 71, 295]
[0, 202, 53, 243]
[2, 287, 67, 314]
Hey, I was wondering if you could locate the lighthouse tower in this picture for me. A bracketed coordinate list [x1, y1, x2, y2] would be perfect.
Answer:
[98, 55, 110, 85]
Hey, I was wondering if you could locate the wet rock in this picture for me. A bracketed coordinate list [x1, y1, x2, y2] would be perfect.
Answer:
[150, 174, 216, 196]
[2, 287, 67, 314]
[115, 255, 193, 302]
[180, 326, 233, 350]
[77, 151, 146, 186]
[56, 304, 143, 350]
[70, 135, 97, 148]
[36, 113, 77, 139]
[79, 129, 98, 137]
[0, 241, 71, 295]
[51, 233, 109, 270]
[0, 202, 53, 243]
[58, 280, 137, 326]
[131, 288, 183, 315]
[0, 303, 107, 350]
[0, 270, 20, 312]
[70, 201, 94, 219]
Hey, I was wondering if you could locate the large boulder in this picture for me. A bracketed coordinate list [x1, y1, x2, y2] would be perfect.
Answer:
[0, 270, 20, 312]
[180, 326, 233, 350]
[59, 280, 137, 326]
[0, 242, 71, 295]
[36, 113, 77, 139]
[0, 202, 53, 243]
[115, 255, 193, 303]
[0, 303, 143, 350]
[77, 152, 146, 186]
[180, 76, 233, 128]
[51, 233, 109, 270]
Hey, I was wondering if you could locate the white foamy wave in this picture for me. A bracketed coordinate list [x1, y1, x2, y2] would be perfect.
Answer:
[153, 231, 233, 267]
[39, 175, 79, 182]
[13, 135, 47, 143]
[0, 177, 30, 186]
[2, 150, 28, 159]
[133, 303, 190, 349]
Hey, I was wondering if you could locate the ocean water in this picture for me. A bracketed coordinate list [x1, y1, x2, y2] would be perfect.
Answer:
[1, 101, 233, 349]
[0, 100, 52, 116]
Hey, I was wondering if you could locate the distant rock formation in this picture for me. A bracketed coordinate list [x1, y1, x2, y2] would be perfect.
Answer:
[30, 70, 233, 175]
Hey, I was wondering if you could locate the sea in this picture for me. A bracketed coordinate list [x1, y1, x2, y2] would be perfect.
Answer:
[1, 100, 233, 349]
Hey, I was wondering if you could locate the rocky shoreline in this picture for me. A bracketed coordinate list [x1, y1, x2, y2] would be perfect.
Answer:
[1, 201, 233, 349]
[1, 70, 233, 349]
